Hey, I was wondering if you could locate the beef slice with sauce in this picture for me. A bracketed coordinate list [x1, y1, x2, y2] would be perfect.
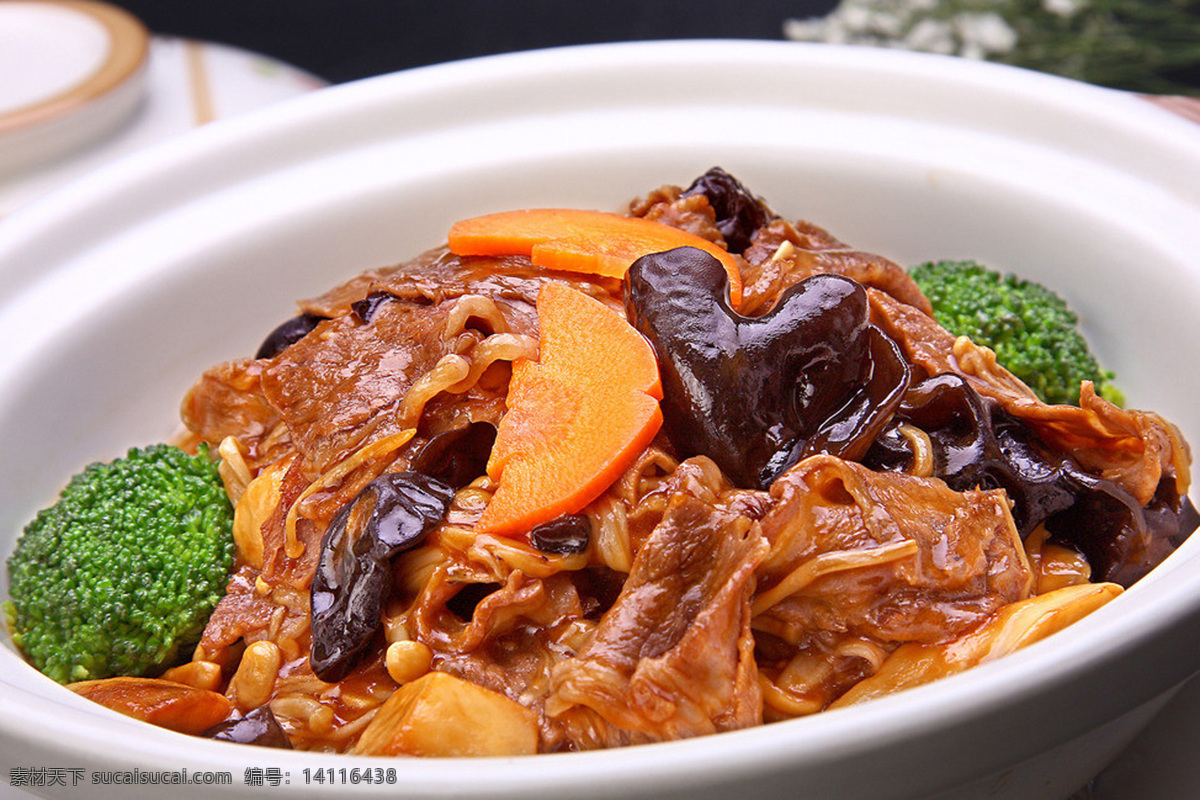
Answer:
[868, 287, 1189, 508]
[180, 359, 286, 470]
[298, 247, 620, 322]
[753, 454, 1032, 649]
[258, 300, 457, 472]
[402, 561, 595, 752]
[868, 287, 1195, 583]
[183, 249, 623, 469]
[546, 458, 768, 748]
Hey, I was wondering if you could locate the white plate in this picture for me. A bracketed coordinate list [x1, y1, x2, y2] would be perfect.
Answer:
[0, 0, 148, 176]
[0, 33, 325, 216]
[2, 40, 1200, 800]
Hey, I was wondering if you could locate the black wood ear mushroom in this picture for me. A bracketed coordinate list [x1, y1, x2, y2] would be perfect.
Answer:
[625, 246, 909, 490]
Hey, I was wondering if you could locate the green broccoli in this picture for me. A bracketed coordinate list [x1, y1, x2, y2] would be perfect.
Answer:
[4, 444, 234, 684]
[909, 260, 1123, 407]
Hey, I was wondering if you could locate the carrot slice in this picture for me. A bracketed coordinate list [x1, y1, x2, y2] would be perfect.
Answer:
[477, 282, 663, 537]
[448, 208, 743, 306]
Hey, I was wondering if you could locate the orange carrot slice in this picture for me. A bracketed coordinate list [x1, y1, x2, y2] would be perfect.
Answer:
[477, 282, 663, 537]
[448, 208, 744, 306]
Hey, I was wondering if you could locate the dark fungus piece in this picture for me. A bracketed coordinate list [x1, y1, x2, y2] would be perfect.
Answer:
[255, 313, 324, 360]
[409, 421, 497, 490]
[202, 706, 293, 749]
[866, 373, 1081, 535]
[1105, 484, 1199, 586]
[529, 514, 591, 555]
[310, 472, 454, 682]
[864, 373, 1198, 586]
[626, 246, 910, 490]
[682, 167, 772, 254]
[350, 291, 394, 324]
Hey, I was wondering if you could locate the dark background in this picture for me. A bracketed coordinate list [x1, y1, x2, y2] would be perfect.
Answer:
[103, 1, 839, 84]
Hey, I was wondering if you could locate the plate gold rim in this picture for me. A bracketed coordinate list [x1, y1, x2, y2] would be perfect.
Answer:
[0, 0, 149, 137]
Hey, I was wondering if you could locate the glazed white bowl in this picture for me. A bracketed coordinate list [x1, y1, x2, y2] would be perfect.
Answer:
[3, 40, 1200, 800]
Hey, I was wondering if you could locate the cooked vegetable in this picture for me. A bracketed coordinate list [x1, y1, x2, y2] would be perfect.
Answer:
[68, 676, 232, 734]
[910, 259, 1121, 406]
[203, 705, 293, 748]
[385, 640, 434, 685]
[354, 671, 539, 757]
[310, 472, 455, 682]
[529, 513, 592, 555]
[4, 445, 234, 683]
[447, 207, 745, 305]
[13, 169, 1195, 757]
[626, 246, 910, 490]
[830, 583, 1122, 709]
[228, 640, 283, 712]
[255, 312, 323, 359]
[478, 282, 663, 536]
[407, 421, 497, 489]
[863, 373, 1178, 585]
[680, 166, 772, 253]
[350, 290, 393, 323]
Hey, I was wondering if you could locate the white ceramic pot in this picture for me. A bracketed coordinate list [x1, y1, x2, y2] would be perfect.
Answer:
[2, 40, 1200, 800]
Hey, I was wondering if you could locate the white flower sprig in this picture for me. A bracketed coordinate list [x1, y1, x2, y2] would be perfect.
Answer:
[784, 0, 1200, 95]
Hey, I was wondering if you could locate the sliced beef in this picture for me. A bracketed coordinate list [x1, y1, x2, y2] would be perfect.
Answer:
[754, 455, 1031, 648]
[546, 458, 768, 748]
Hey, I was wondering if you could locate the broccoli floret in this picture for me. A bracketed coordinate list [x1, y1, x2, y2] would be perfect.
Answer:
[910, 260, 1123, 407]
[4, 444, 234, 684]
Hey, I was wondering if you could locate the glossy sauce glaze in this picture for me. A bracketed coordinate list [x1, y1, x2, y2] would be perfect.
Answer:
[70, 168, 1197, 754]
